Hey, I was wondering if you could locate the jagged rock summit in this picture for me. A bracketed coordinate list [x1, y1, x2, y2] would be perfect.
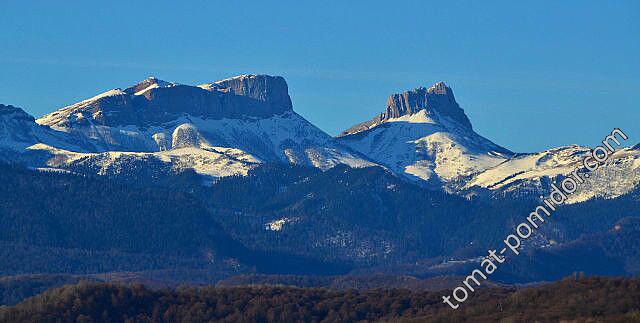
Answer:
[200, 74, 292, 111]
[340, 82, 472, 137]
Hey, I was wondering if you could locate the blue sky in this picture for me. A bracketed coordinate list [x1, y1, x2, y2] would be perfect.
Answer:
[0, 1, 637, 152]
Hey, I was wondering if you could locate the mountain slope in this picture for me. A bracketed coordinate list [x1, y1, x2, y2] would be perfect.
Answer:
[0, 163, 358, 278]
[466, 144, 640, 202]
[0, 104, 92, 154]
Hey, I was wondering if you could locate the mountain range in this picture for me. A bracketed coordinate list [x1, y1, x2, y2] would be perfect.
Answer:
[1, 74, 639, 291]
[1, 74, 638, 201]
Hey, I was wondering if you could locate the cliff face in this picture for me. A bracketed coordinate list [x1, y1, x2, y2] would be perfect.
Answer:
[340, 82, 472, 136]
[212, 74, 292, 111]
[38, 74, 294, 128]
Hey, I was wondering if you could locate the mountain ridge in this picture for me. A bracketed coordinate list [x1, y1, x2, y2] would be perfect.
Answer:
[37, 74, 294, 129]
[1, 75, 375, 180]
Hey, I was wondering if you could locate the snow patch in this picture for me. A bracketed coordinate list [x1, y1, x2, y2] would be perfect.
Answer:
[265, 217, 298, 231]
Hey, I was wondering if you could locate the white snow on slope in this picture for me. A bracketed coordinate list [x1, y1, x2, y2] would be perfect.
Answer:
[198, 74, 255, 92]
[36, 89, 126, 130]
[467, 145, 590, 190]
[86, 89, 126, 102]
[340, 109, 510, 183]
[339, 105, 640, 202]
[29, 75, 374, 178]
[26, 143, 258, 179]
[35, 110, 374, 172]
[265, 217, 299, 231]
[0, 110, 88, 153]
[568, 147, 640, 203]
[465, 145, 640, 203]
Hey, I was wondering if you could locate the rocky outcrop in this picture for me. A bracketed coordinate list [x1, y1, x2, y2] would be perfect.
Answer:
[38, 74, 294, 128]
[211, 74, 292, 111]
[171, 124, 201, 149]
[339, 82, 472, 136]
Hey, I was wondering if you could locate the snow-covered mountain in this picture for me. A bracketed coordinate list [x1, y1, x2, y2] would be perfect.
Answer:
[337, 82, 513, 187]
[1, 75, 373, 179]
[338, 82, 640, 201]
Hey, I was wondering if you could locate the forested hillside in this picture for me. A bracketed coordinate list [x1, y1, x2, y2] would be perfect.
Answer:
[1, 277, 639, 322]
[0, 163, 246, 277]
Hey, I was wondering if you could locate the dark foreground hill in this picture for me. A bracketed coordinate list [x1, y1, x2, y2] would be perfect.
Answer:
[1, 277, 639, 322]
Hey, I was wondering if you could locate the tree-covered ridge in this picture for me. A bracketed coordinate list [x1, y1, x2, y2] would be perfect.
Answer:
[1, 277, 639, 322]
[1, 162, 639, 284]
[0, 163, 251, 278]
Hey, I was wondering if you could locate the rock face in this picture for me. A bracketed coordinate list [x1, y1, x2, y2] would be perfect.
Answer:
[38, 75, 294, 129]
[209, 74, 292, 111]
[340, 82, 471, 136]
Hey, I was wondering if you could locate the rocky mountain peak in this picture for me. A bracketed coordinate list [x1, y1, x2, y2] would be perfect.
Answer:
[426, 81, 450, 94]
[383, 82, 469, 127]
[340, 82, 472, 136]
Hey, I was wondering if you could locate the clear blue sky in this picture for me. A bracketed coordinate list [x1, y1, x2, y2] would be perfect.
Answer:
[0, 1, 637, 152]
